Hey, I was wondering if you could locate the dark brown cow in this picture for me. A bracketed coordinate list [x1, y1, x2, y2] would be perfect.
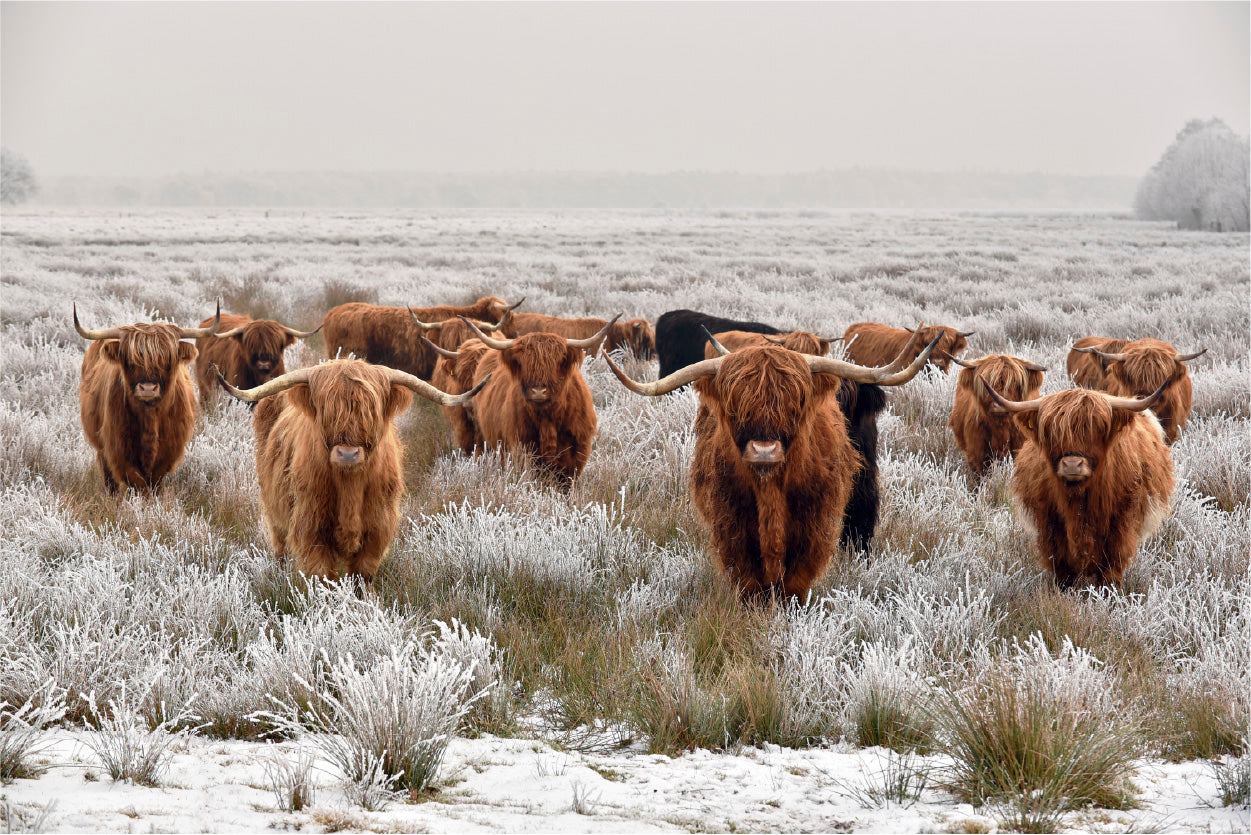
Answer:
[1066, 337, 1128, 389]
[460, 316, 618, 483]
[947, 353, 1046, 476]
[842, 322, 971, 373]
[512, 312, 656, 359]
[604, 335, 939, 600]
[322, 296, 521, 380]
[425, 336, 492, 454]
[194, 313, 321, 407]
[1072, 338, 1204, 444]
[986, 382, 1175, 589]
[217, 359, 486, 582]
[75, 302, 221, 493]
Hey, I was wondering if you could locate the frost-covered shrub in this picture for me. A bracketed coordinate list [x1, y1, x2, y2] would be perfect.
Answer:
[0, 681, 67, 782]
[81, 681, 199, 787]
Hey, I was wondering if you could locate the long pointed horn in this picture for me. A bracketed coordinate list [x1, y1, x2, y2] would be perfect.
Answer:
[947, 352, 980, 369]
[217, 365, 315, 403]
[475, 309, 515, 333]
[73, 302, 125, 341]
[283, 321, 323, 339]
[422, 336, 459, 360]
[386, 368, 490, 407]
[763, 334, 786, 345]
[1022, 360, 1047, 372]
[504, 297, 526, 313]
[702, 326, 731, 356]
[604, 352, 723, 397]
[177, 300, 222, 338]
[806, 334, 942, 386]
[459, 316, 515, 350]
[567, 313, 622, 350]
[982, 381, 1048, 414]
[408, 309, 444, 331]
[1073, 345, 1126, 362]
[957, 330, 976, 338]
[881, 322, 926, 372]
[1174, 348, 1206, 363]
[1106, 379, 1171, 411]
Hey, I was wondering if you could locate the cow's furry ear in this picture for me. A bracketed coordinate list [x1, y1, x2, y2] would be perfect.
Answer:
[287, 383, 316, 419]
[1108, 407, 1140, 439]
[100, 341, 123, 364]
[178, 342, 197, 364]
[1013, 408, 1041, 444]
[384, 384, 414, 422]
[811, 373, 842, 402]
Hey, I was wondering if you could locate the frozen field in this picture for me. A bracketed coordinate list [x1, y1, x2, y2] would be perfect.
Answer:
[0, 209, 1247, 833]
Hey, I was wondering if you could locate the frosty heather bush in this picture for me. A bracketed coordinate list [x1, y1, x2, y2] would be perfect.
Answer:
[81, 682, 199, 787]
[0, 681, 67, 782]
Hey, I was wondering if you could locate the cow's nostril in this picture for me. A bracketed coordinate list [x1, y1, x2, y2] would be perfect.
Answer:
[744, 440, 784, 464]
[331, 445, 364, 465]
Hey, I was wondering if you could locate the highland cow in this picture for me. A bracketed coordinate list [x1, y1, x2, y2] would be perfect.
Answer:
[459, 315, 619, 483]
[425, 335, 493, 454]
[217, 359, 486, 582]
[1066, 337, 1128, 389]
[842, 322, 972, 373]
[947, 352, 1046, 476]
[1071, 337, 1205, 444]
[604, 334, 940, 600]
[513, 312, 656, 359]
[985, 382, 1175, 589]
[322, 296, 521, 380]
[75, 302, 221, 493]
[194, 313, 321, 408]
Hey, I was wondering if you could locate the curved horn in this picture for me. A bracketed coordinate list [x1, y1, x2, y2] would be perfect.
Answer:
[1022, 360, 1047, 372]
[567, 313, 622, 350]
[947, 352, 980, 369]
[702, 326, 731, 356]
[1174, 348, 1207, 363]
[475, 309, 516, 333]
[763, 334, 787, 345]
[422, 336, 460, 360]
[283, 321, 323, 339]
[957, 330, 976, 338]
[408, 308, 444, 331]
[881, 323, 926, 372]
[806, 334, 942, 386]
[459, 316, 515, 350]
[504, 297, 526, 313]
[177, 300, 223, 338]
[386, 367, 490, 407]
[603, 352, 723, 397]
[217, 365, 315, 403]
[1073, 345, 1126, 362]
[73, 302, 125, 341]
[1106, 379, 1171, 411]
[981, 381, 1048, 414]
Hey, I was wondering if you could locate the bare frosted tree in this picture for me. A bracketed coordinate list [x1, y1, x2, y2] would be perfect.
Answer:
[1134, 119, 1250, 232]
[0, 148, 38, 206]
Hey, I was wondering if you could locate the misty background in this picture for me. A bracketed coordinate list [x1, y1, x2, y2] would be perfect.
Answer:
[2, 2, 1247, 209]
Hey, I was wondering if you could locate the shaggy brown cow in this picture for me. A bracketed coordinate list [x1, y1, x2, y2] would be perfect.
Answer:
[425, 336, 493, 454]
[1071, 338, 1204, 444]
[604, 335, 940, 600]
[947, 352, 1046, 476]
[75, 302, 221, 493]
[194, 313, 321, 407]
[703, 329, 833, 360]
[1066, 337, 1128, 389]
[460, 315, 619, 483]
[322, 296, 521, 380]
[217, 359, 486, 582]
[842, 322, 972, 373]
[985, 382, 1175, 589]
[512, 312, 656, 359]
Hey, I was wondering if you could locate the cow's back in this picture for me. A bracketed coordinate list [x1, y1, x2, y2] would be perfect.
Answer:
[657, 309, 781, 379]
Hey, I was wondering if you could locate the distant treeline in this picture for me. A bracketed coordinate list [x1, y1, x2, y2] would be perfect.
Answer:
[33, 169, 1137, 209]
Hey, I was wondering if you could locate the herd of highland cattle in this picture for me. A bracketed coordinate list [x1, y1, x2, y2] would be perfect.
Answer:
[73, 291, 1206, 600]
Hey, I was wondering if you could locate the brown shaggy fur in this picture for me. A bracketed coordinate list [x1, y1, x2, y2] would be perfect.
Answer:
[1010, 388, 1174, 589]
[431, 338, 492, 454]
[470, 333, 597, 483]
[689, 346, 861, 600]
[195, 314, 301, 408]
[704, 330, 832, 360]
[948, 355, 1044, 476]
[322, 297, 513, 380]
[842, 323, 967, 372]
[1067, 336, 1128, 389]
[1100, 338, 1196, 445]
[513, 313, 656, 358]
[79, 324, 198, 493]
[250, 359, 414, 582]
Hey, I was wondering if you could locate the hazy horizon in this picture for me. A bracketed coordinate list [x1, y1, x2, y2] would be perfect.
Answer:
[3, 2, 1247, 180]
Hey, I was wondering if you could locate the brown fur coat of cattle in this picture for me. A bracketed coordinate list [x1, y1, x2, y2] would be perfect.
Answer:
[1066, 337, 1128, 389]
[948, 354, 1045, 476]
[513, 313, 655, 358]
[1097, 338, 1201, 445]
[703, 330, 832, 361]
[842, 322, 969, 372]
[194, 313, 318, 407]
[322, 296, 515, 380]
[428, 336, 492, 454]
[995, 386, 1175, 589]
[79, 325, 199, 493]
[222, 359, 482, 582]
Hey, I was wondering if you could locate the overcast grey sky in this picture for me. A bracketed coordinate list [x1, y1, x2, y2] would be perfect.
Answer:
[2, 1, 1247, 178]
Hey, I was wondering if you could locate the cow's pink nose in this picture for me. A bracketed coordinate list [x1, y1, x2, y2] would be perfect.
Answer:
[744, 440, 784, 465]
[527, 386, 550, 403]
[1057, 455, 1091, 480]
[331, 445, 364, 465]
[256, 361, 272, 371]
[134, 383, 161, 400]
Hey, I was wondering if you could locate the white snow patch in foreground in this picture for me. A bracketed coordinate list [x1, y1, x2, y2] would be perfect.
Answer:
[2, 731, 1245, 833]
